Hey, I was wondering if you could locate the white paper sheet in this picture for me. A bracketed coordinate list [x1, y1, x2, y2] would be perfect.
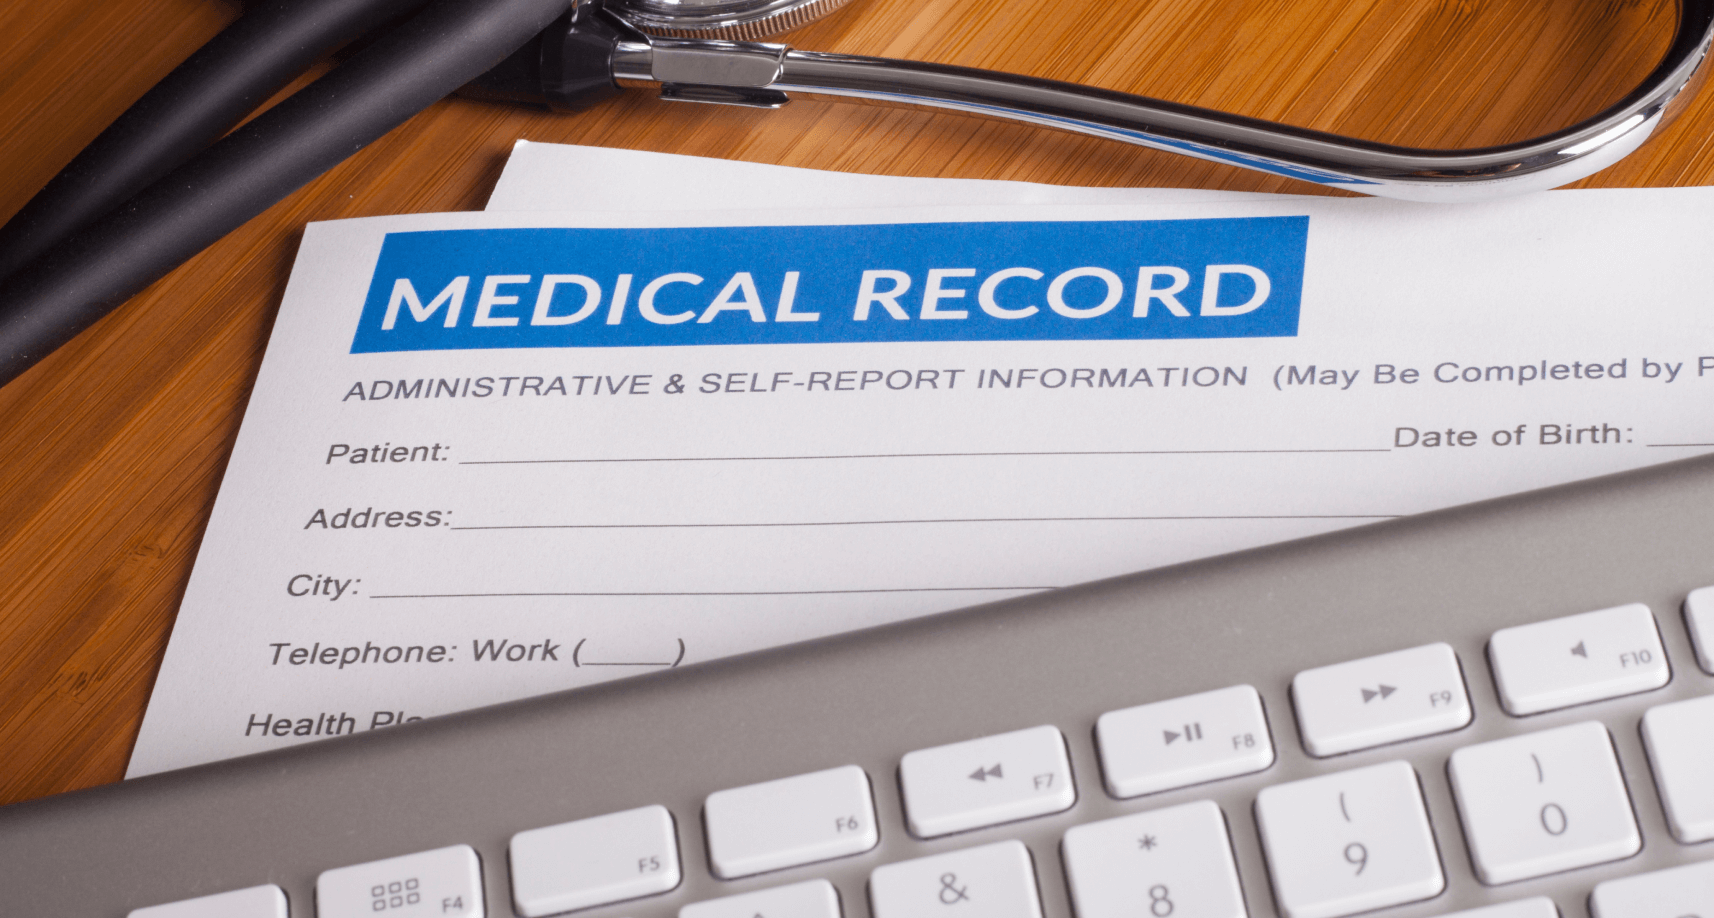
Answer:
[129, 189, 1714, 776]
[485, 140, 1285, 212]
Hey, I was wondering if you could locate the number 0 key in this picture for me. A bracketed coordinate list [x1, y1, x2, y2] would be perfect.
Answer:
[1448, 722, 1639, 884]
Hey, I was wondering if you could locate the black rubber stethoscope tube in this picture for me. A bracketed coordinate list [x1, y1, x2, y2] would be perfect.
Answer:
[0, 0, 434, 286]
[0, 0, 580, 389]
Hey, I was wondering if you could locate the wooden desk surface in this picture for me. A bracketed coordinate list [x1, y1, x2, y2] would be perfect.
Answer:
[1, 0, 1708, 807]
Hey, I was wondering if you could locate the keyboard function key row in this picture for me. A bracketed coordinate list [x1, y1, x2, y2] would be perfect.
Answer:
[705, 765, 879, 879]
[511, 805, 681, 917]
[1684, 586, 1714, 675]
[1489, 603, 1670, 715]
[1291, 643, 1471, 757]
[900, 725, 1075, 838]
[1096, 685, 1273, 798]
[317, 844, 484, 918]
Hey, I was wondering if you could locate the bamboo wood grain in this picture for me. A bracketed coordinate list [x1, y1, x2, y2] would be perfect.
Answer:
[0, 0, 1708, 807]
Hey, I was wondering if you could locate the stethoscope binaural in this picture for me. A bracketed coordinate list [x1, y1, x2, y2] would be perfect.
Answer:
[467, 0, 1714, 202]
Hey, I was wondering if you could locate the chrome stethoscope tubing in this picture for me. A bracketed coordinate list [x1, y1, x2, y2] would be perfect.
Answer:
[601, 0, 1714, 201]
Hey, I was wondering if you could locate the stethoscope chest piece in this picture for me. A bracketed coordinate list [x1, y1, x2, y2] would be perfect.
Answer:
[608, 0, 853, 40]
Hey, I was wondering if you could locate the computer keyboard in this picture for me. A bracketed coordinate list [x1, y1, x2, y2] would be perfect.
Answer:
[2, 454, 1712, 918]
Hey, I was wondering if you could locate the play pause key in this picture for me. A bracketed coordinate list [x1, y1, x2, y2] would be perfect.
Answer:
[1096, 685, 1275, 798]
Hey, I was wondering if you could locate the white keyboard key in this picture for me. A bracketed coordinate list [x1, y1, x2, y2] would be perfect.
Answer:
[129, 884, 288, 918]
[1096, 685, 1273, 797]
[1448, 721, 1639, 884]
[1292, 643, 1471, 756]
[316, 844, 483, 918]
[511, 804, 681, 917]
[1641, 694, 1714, 842]
[899, 725, 1074, 837]
[1063, 800, 1245, 918]
[1489, 604, 1669, 714]
[705, 764, 878, 879]
[870, 840, 1040, 918]
[1434, 898, 1558, 918]
[1686, 586, 1714, 674]
[681, 879, 841, 918]
[1590, 859, 1714, 918]
[1254, 760, 1443, 918]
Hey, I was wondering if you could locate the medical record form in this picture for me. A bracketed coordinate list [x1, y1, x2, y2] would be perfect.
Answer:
[129, 190, 1714, 776]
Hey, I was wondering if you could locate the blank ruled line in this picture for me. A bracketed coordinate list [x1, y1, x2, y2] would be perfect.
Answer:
[1645, 442, 1714, 448]
[460, 447, 1390, 466]
[450, 514, 1399, 532]
[370, 587, 1056, 599]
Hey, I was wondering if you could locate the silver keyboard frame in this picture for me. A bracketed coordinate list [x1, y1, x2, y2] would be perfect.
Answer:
[3, 454, 1712, 916]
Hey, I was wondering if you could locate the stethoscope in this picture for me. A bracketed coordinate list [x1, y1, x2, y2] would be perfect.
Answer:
[0, 0, 1710, 387]
[509, 0, 1714, 201]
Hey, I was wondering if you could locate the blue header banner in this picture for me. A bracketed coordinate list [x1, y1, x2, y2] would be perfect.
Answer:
[349, 216, 1308, 353]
